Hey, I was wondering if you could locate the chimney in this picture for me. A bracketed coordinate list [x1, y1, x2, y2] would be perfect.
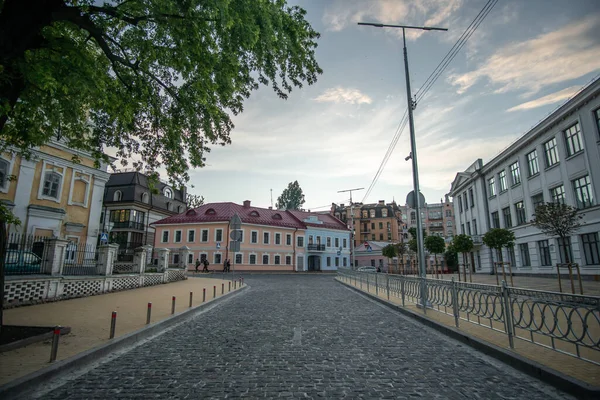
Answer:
[378, 200, 385, 205]
[268, 206, 272, 210]
[340, 203, 345, 207]
[243, 200, 251, 208]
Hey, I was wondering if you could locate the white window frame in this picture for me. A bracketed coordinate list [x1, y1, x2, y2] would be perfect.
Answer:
[163, 187, 173, 198]
[334, 237, 340, 248]
[285, 255, 292, 265]
[249, 253, 257, 265]
[161, 230, 169, 243]
[297, 236, 304, 247]
[38, 161, 65, 203]
[327, 237, 332, 247]
[68, 171, 91, 207]
[113, 190, 122, 202]
[141, 192, 149, 203]
[174, 230, 182, 243]
[262, 254, 269, 265]
[274, 254, 281, 265]
[214, 252, 222, 264]
[201, 229, 209, 243]
[275, 233, 281, 245]
[369, 210, 375, 218]
[286, 234, 292, 246]
[187, 229, 195, 243]
[251, 230, 259, 244]
[0, 155, 15, 193]
[382, 209, 388, 217]
[263, 231, 270, 245]
[215, 228, 223, 242]
[235, 253, 243, 264]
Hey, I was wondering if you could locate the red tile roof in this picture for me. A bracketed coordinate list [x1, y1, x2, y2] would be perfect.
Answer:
[287, 210, 349, 231]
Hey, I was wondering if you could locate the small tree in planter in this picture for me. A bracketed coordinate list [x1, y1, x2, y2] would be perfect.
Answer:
[425, 235, 446, 279]
[396, 242, 407, 274]
[381, 244, 397, 273]
[452, 234, 473, 282]
[531, 202, 584, 293]
[482, 228, 516, 285]
[444, 244, 459, 274]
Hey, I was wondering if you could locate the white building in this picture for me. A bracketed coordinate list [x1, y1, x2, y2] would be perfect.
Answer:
[449, 78, 600, 276]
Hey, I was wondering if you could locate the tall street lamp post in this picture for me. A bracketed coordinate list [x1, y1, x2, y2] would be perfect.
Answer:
[358, 22, 447, 307]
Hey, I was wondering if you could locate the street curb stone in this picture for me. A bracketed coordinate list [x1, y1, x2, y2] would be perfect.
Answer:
[0, 285, 249, 400]
[337, 278, 600, 400]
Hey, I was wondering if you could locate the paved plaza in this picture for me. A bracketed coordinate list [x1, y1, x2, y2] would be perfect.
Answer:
[32, 275, 573, 399]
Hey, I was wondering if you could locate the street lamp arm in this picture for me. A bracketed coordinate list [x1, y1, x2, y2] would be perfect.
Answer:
[357, 22, 447, 31]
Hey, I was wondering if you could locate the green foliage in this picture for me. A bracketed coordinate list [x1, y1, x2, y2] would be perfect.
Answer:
[424, 235, 445, 256]
[0, 205, 21, 226]
[408, 227, 427, 239]
[381, 244, 397, 259]
[186, 193, 205, 210]
[482, 228, 515, 251]
[531, 202, 583, 239]
[0, 0, 322, 186]
[452, 234, 473, 254]
[276, 180, 305, 210]
[395, 242, 407, 256]
[444, 246, 459, 272]
[408, 238, 418, 254]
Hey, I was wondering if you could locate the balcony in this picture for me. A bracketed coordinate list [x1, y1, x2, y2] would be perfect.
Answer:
[112, 221, 145, 231]
[471, 235, 483, 245]
[307, 244, 326, 252]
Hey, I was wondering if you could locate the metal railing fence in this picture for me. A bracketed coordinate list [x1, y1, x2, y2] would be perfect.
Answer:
[4, 233, 51, 275]
[337, 268, 600, 366]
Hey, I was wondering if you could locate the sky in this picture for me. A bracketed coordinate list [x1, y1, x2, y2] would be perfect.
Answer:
[158, 0, 600, 211]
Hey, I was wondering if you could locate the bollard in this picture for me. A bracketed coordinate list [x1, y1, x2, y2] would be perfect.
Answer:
[228, 282, 231, 292]
[221, 283, 224, 294]
[242, 277, 244, 286]
[203, 288, 206, 302]
[189, 291, 193, 308]
[146, 302, 152, 325]
[109, 311, 117, 339]
[213, 285, 216, 298]
[49, 326, 61, 363]
[234, 280, 237, 289]
[171, 296, 176, 314]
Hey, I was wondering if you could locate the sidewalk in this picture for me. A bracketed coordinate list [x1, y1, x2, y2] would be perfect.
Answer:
[337, 277, 600, 388]
[0, 276, 242, 386]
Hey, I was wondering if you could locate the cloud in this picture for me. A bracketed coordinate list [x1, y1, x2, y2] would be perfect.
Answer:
[313, 87, 373, 104]
[506, 86, 581, 112]
[449, 15, 600, 95]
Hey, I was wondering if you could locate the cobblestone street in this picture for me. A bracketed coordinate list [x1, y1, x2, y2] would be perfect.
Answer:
[35, 275, 572, 399]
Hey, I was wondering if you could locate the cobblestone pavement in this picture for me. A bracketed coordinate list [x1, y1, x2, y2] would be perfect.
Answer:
[35, 275, 573, 399]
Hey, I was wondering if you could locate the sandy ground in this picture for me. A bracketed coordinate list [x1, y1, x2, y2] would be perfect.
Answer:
[0, 276, 242, 386]
[338, 276, 600, 387]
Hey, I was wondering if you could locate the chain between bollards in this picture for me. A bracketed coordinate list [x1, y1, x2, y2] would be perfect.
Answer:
[109, 311, 117, 339]
[146, 302, 152, 325]
[189, 291, 193, 308]
[49, 326, 61, 362]
[171, 296, 176, 314]
[203, 288, 206, 302]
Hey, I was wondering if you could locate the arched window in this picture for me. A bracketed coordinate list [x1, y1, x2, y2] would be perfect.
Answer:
[250, 211, 260, 217]
[272, 213, 282, 220]
[177, 205, 183, 213]
[0, 158, 9, 190]
[113, 190, 122, 202]
[43, 171, 62, 199]
[205, 208, 216, 215]
[381, 209, 388, 217]
[141, 192, 149, 204]
[164, 187, 173, 199]
[167, 202, 173, 211]
[362, 210, 367, 218]
[369, 210, 375, 218]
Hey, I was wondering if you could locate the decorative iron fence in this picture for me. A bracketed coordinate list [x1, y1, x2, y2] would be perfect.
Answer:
[63, 242, 99, 275]
[337, 268, 600, 366]
[4, 233, 51, 275]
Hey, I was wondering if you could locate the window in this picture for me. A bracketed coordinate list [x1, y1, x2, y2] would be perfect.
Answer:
[370, 210, 375, 218]
[188, 254, 193, 264]
[343, 238, 347, 248]
[572, 175, 593, 208]
[371, 234, 375, 240]
[563, 122, 583, 156]
[188, 230, 195, 242]
[43, 171, 61, 199]
[379, 233, 384, 240]
[469, 188, 474, 208]
[531, 193, 544, 213]
[463, 193, 468, 210]
[297, 236, 304, 247]
[499, 170, 507, 192]
[447, 221, 453, 227]
[472, 219, 478, 235]
[515, 201, 526, 225]
[466, 222, 471, 235]
[382, 209, 388, 217]
[286, 234, 292, 246]
[581, 233, 600, 265]
[162, 231, 169, 243]
[335, 238, 340, 248]
[371, 223, 375, 229]
[215, 229, 223, 242]
[335, 257, 339, 267]
[173, 254, 179, 265]
[174, 230, 182, 243]
[214, 253, 222, 264]
[343, 257, 347, 267]
[274, 255, 280, 265]
[249, 254, 256, 265]
[0, 159, 9, 190]
[502, 207, 512, 228]
[526, 150, 539, 177]
[285, 255, 291, 265]
[491, 211, 500, 229]
[113, 190, 122, 202]
[458, 196, 463, 213]
[141, 192, 149, 204]
[362, 210, 368, 218]
[327, 237, 332, 247]
[557, 237, 573, 264]
[275, 233, 281, 245]
[550, 185, 566, 204]
[519, 244, 531, 267]
[251, 231, 258, 244]
[327, 257, 331, 267]
[235, 254, 242, 264]
[543, 137, 559, 167]
[488, 177, 496, 197]
[237, 230, 244, 243]
[460, 224, 465, 234]
[538, 240, 552, 266]
[378, 222, 383, 229]
[263, 232, 270, 244]
[164, 187, 173, 198]
[201, 229, 209, 242]
[262, 254, 269, 265]
[510, 161, 521, 186]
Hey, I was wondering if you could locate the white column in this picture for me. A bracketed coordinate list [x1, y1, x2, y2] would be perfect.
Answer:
[12, 158, 37, 233]
[86, 174, 108, 247]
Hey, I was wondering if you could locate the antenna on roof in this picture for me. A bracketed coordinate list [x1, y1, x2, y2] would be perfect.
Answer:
[270, 189, 273, 209]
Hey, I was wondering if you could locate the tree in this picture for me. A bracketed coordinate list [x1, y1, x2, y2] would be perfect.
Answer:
[424, 235, 445, 277]
[444, 245, 459, 273]
[185, 193, 205, 210]
[452, 234, 473, 281]
[276, 181, 305, 210]
[382, 244, 397, 273]
[396, 241, 407, 273]
[531, 202, 583, 264]
[482, 228, 515, 264]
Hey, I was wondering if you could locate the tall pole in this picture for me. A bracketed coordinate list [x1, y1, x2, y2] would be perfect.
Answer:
[338, 187, 364, 269]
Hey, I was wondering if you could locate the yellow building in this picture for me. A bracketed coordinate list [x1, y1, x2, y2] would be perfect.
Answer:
[0, 140, 112, 248]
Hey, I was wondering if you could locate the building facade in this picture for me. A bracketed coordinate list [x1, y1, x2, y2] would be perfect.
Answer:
[101, 172, 187, 260]
[0, 140, 111, 248]
[401, 197, 455, 242]
[152, 201, 350, 272]
[449, 78, 600, 276]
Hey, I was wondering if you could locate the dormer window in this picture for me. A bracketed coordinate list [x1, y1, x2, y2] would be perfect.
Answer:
[164, 187, 173, 199]
[177, 205, 183, 213]
[250, 211, 260, 217]
[273, 213, 282, 220]
[167, 202, 173, 211]
[113, 190, 122, 202]
[186, 209, 197, 216]
[141, 192, 149, 204]
[362, 211, 367, 218]
[382, 209, 388, 217]
[205, 208, 216, 215]
[370, 210, 375, 218]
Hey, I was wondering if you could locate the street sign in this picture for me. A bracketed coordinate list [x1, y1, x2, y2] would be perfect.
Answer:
[100, 232, 108, 242]
[230, 240, 240, 252]
[230, 229, 243, 241]
[216, 243, 221, 249]
[230, 214, 242, 230]
[406, 190, 426, 209]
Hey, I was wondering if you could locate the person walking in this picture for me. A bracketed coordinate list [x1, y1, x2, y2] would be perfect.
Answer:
[195, 258, 201, 273]
[202, 258, 210, 273]
[226, 259, 231, 272]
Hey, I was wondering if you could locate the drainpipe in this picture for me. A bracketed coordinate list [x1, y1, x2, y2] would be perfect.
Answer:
[293, 228, 297, 272]
[225, 221, 230, 262]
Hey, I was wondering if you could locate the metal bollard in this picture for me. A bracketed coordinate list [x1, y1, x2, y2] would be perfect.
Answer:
[213, 286, 216, 298]
[234, 280, 237, 289]
[203, 288, 206, 302]
[221, 283, 224, 294]
[189, 291, 193, 308]
[171, 296, 176, 314]
[109, 311, 117, 339]
[146, 302, 152, 325]
[49, 326, 61, 362]
[228, 282, 231, 292]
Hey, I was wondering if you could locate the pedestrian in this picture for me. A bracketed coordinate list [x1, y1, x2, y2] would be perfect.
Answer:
[195, 258, 201, 273]
[377, 266, 381, 273]
[226, 259, 231, 272]
[223, 259, 228, 273]
[202, 258, 210, 273]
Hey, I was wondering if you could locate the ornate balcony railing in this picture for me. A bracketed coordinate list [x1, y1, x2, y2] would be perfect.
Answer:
[307, 244, 326, 251]
[112, 221, 145, 230]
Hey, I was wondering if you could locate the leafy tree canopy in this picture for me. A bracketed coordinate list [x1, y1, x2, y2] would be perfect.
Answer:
[276, 180, 305, 210]
[382, 244, 397, 259]
[186, 193, 204, 210]
[424, 235, 445, 255]
[408, 237, 418, 254]
[408, 227, 427, 239]
[482, 228, 515, 251]
[531, 202, 583, 239]
[452, 234, 473, 254]
[395, 241, 407, 256]
[0, 0, 322, 185]
[444, 246, 459, 271]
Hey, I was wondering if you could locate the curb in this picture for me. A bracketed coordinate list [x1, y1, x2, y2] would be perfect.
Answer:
[0, 285, 249, 400]
[336, 279, 600, 400]
[0, 326, 71, 353]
